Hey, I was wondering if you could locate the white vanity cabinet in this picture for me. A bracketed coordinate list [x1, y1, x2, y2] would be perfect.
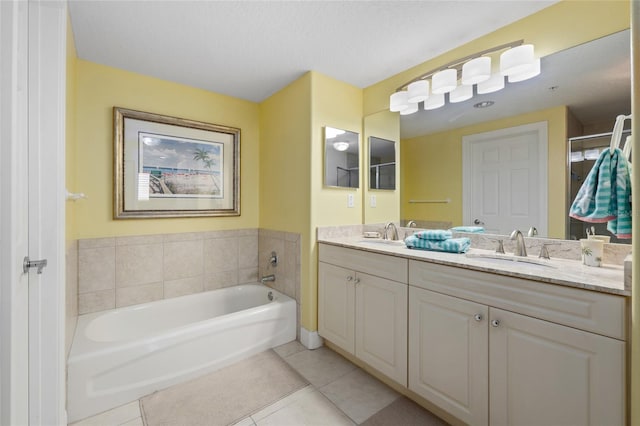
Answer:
[318, 244, 408, 385]
[409, 260, 626, 426]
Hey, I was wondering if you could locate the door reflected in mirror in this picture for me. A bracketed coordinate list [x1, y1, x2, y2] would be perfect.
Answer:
[369, 136, 396, 190]
[324, 127, 359, 188]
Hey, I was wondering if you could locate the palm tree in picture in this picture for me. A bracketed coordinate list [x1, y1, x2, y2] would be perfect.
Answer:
[193, 148, 220, 194]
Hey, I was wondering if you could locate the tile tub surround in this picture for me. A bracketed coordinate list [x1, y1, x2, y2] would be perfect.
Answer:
[258, 229, 302, 339]
[77, 229, 262, 315]
[66, 239, 79, 358]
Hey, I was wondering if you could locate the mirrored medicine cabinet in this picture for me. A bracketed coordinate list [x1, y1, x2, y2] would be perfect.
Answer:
[324, 126, 360, 188]
[369, 136, 396, 190]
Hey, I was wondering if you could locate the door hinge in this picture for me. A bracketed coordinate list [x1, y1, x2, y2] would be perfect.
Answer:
[23, 256, 47, 274]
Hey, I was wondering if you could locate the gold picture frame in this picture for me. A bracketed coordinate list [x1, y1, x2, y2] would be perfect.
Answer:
[114, 107, 240, 218]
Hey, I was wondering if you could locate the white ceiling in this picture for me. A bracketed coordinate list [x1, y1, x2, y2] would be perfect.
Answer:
[68, 0, 558, 103]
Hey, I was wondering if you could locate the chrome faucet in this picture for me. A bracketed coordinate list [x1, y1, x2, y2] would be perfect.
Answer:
[527, 226, 538, 237]
[510, 229, 527, 257]
[261, 274, 276, 283]
[383, 222, 399, 240]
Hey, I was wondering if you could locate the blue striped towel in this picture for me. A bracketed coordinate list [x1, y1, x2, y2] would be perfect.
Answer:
[405, 235, 471, 253]
[449, 226, 485, 233]
[413, 230, 452, 241]
[569, 148, 631, 238]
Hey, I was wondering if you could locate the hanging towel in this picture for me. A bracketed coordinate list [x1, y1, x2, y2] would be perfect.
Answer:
[449, 226, 485, 233]
[569, 148, 632, 239]
[405, 235, 471, 253]
[413, 229, 452, 241]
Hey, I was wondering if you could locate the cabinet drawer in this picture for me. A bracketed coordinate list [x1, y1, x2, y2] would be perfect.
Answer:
[319, 244, 408, 283]
[409, 260, 626, 340]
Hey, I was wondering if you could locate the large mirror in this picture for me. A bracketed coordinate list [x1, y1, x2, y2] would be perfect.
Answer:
[400, 29, 631, 241]
[369, 136, 396, 190]
[324, 127, 360, 188]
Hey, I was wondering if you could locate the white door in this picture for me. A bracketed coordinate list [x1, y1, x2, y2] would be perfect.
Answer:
[0, 1, 66, 424]
[408, 287, 489, 426]
[489, 308, 625, 426]
[318, 262, 355, 354]
[1, 2, 30, 424]
[355, 272, 407, 386]
[463, 122, 547, 236]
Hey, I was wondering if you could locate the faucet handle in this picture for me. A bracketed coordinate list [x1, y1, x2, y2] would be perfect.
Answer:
[538, 243, 559, 259]
[492, 239, 505, 254]
[527, 226, 538, 237]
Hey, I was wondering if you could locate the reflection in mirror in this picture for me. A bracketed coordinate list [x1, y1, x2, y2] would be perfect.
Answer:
[568, 129, 632, 244]
[400, 30, 631, 240]
[324, 127, 359, 188]
[369, 137, 396, 190]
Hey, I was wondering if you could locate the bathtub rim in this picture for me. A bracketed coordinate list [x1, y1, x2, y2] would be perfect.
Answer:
[69, 284, 293, 361]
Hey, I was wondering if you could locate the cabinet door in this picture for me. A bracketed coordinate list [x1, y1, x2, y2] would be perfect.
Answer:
[489, 308, 625, 426]
[355, 272, 408, 385]
[408, 286, 489, 426]
[318, 262, 355, 354]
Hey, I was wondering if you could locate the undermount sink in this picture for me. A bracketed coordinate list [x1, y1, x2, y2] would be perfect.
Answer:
[465, 251, 555, 268]
[359, 238, 406, 247]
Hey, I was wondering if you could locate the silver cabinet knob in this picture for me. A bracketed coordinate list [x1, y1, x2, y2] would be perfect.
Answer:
[346, 276, 353, 281]
[353, 277, 360, 284]
[474, 314, 483, 322]
[491, 319, 500, 327]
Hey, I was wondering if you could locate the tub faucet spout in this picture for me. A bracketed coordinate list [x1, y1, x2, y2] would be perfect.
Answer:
[261, 274, 276, 283]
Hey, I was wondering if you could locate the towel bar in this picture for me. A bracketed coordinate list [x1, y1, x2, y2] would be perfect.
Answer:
[408, 199, 451, 204]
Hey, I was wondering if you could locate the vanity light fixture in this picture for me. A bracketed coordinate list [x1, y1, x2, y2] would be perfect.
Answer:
[431, 69, 458, 94]
[389, 40, 540, 114]
[477, 73, 505, 94]
[333, 141, 349, 152]
[449, 84, 473, 103]
[407, 80, 429, 103]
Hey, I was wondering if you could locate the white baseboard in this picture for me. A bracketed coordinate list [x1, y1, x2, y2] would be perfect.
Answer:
[299, 327, 324, 350]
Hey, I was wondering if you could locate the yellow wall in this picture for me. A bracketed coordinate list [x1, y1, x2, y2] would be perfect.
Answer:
[306, 72, 363, 331]
[363, 111, 400, 224]
[66, 18, 78, 240]
[259, 73, 313, 329]
[73, 60, 260, 238]
[402, 106, 568, 238]
[259, 71, 364, 332]
[364, 1, 629, 115]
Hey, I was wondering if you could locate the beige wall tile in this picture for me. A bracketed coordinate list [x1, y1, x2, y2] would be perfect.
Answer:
[116, 244, 163, 287]
[79, 289, 115, 314]
[164, 240, 203, 280]
[239, 267, 258, 284]
[163, 232, 204, 243]
[202, 229, 238, 239]
[66, 240, 78, 357]
[79, 246, 115, 293]
[116, 234, 164, 246]
[204, 270, 238, 291]
[204, 237, 238, 274]
[78, 237, 115, 249]
[238, 235, 258, 269]
[259, 229, 286, 240]
[116, 282, 163, 308]
[283, 240, 297, 282]
[164, 276, 203, 299]
[238, 228, 258, 237]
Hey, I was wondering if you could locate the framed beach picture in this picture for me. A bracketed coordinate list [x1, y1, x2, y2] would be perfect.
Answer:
[114, 107, 240, 218]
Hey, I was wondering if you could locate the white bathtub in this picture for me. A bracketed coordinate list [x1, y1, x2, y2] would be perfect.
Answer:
[67, 284, 296, 423]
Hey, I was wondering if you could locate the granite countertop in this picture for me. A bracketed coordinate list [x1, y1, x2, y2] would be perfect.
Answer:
[318, 236, 629, 297]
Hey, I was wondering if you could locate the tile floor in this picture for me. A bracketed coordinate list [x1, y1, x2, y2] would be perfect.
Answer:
[69, 341, 448, 426]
